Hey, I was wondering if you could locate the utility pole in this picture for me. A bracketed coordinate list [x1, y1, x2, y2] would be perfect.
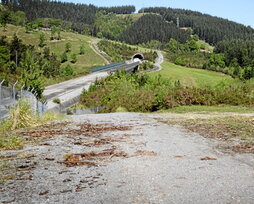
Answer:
[177, 17, 179, 28]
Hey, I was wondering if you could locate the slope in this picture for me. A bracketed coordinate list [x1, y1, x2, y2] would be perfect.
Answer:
[149, 61, 235, 87]
[0, 24, 106, 85]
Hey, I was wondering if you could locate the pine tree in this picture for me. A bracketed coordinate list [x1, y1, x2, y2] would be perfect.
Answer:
[38, 33, 46, 48]
[20, 50, 44, 98]
[60, 51, 68, 63]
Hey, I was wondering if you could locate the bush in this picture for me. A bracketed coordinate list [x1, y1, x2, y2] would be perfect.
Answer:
[80, 71, 254, 113]
[60, 52, 68, 63]
[62, 64, 74, 76]
[175, 57, 187, 66]
[70, 53, 77, 63]
[139, 61, 153, 71]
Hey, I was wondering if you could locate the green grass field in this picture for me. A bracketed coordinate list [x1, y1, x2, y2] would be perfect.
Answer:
[0, 25, 106, 85]
[149, 61, 235, 87]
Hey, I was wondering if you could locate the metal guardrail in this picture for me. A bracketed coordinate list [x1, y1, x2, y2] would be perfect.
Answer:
[92, 61, 141, 73]
[0, 80, 47, 120]
[91, 61, 125, 72]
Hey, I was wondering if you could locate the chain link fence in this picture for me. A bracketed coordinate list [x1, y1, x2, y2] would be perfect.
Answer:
[0, 80, 47, 120]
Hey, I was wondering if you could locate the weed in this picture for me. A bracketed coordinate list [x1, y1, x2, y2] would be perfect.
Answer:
[40, 112, 65, 122]
[0, 134, 23, 150]
[166, 116, 254, 153]
[53, 98, 61, 104]
[9, 99, 37, 130]
[63, 153, 74, 160]
[0, 99, 65, 150]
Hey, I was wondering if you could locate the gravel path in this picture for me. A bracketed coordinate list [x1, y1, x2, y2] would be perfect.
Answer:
[154, 51, 164, 71]
[0, 113, 253, 204]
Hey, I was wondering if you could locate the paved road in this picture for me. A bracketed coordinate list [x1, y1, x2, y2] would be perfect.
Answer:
[43, 61, 140, 111]
[1, 113, 253, 203]
[44, 71, 108, 111]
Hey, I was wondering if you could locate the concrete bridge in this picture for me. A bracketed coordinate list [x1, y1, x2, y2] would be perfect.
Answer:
[91, 53, 144, 73]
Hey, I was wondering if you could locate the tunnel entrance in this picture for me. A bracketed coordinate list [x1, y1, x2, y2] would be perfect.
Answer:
[132, 53, 144, 61]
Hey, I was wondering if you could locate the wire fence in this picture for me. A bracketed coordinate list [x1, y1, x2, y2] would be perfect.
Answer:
[0, 80, 47, 120]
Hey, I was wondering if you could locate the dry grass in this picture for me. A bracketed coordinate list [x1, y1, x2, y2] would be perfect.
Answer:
[164, 116, 254, 153]
[0, 99, 65, 150]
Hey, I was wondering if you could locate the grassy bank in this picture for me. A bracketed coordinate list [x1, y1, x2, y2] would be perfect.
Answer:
[149, 61, 235, 87]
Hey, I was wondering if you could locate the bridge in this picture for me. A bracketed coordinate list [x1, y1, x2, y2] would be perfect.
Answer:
[91, 53, 144, 73]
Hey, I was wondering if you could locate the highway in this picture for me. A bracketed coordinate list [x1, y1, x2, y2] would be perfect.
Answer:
[44, 61, 140, 111]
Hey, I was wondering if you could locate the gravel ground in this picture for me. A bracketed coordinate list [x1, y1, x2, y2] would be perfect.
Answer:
[0, 113, 253, 204]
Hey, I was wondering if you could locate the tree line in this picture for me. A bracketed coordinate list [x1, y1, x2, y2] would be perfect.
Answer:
[2, 0, 135, 24]
[214, 39, 254, 79]
[140, 7, 254, 45]
[119, 14, 190, 45]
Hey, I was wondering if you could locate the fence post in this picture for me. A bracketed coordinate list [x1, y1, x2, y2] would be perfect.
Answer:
[13, 81, 18, 102]
[0, 79, 5, 120]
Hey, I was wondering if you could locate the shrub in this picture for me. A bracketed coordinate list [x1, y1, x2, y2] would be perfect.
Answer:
[60, 52, 68, 63]
[175, 57, 187, 66]
[53, 98, 61, 104]
[79, 71, 254, 113]
[70, 53, 77, 63]
[139, 61, 153, 71]
[62, 64, 74, 76]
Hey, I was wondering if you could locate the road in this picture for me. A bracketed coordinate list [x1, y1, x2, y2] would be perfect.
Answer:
[154, 50, 164, 71]
[0, 113, 253, 203]
[44, 71, 108, 111]
[90, 39, 111, 64]
[43, 62, 140, 111]
[43, 39, 141, 111]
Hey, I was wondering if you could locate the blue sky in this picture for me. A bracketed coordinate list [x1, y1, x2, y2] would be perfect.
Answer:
[60, 0, 254, 28]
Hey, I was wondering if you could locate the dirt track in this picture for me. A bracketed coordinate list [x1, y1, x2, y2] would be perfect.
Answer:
[0, 113, 253, 203]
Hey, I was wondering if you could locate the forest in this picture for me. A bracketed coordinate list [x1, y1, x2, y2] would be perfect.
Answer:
[2, 0, 135, 28]
[140, 7, 254, 45]
[119, 14, 190, 44]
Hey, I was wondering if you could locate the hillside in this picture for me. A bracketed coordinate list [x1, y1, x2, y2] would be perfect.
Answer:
[119, 14, 189, 44]
[3, 1, 254, 48]
[0, 24, 106, 85]
[141, 7, 254, 45]
[149, 61, 234, 87]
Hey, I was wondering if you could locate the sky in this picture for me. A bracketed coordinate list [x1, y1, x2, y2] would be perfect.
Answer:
[60, 0, 254, 28]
